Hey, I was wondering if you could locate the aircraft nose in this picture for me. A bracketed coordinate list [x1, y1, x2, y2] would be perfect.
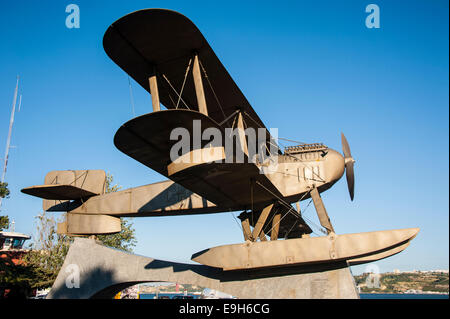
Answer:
[324, 149, 345, 183]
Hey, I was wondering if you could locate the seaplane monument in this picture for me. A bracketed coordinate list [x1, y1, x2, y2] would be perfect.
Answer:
[22, 9, 418, 299]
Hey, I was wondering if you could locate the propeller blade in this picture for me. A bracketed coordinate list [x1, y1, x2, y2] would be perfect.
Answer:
[341, 132, 355, 201]
[346, 161, 355, 201]
[341, 133, 352, 158]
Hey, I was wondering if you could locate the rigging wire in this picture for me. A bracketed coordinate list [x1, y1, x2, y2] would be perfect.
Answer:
[264, 190, 311, 237]
[230, 212, 243, 233]
[241, 108, 324, 183]
[244, 123, 325, 183]
[298, 199, 327, 236]
[161, 73, 191, 109]
[176, 58, 192, 109]
[240, 110, 325, 180]
[198, 60, 228, 122]
[284, 218, 300, 239]
[278, 137, 308, 145]
[283, 198, 322, 238]
[229, 113, 238, 138]
[127, 76, 136, 116]
[254, 181, 323, 237]
[250, 180, 254, 227]
[218, 109, 239, 127]
[261, 206, 280, 236]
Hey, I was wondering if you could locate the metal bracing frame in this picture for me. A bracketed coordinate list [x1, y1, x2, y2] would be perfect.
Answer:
[269, 212, 281, 240]
[236, 111, 249, 157]
[238, 184, 336, 242]
[251, 203, 274, 241]
[310, 185, 335, 234]
[240, 214, 252, 241]
[238, 204, 275, 242]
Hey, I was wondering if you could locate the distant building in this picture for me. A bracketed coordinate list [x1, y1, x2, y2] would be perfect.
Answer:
[432, 270, 449, 274]
[0, 231, 31, 264]
[0, 230, 32, 298]
[0, 231, 31, 249]
[114, 284, 140, 299]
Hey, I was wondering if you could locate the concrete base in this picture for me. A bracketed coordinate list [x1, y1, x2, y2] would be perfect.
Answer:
[47, 238, 360, 299]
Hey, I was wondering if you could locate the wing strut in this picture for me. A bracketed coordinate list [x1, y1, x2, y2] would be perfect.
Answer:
[270, 212, 281, 240]
[193, 54, 208, 116]
[238, 204, 274, 242]
[149, 66, 160, 112]
[251, 203, 274, 241]
[240, 212, 253, 241]
[310, 186, 335, 234]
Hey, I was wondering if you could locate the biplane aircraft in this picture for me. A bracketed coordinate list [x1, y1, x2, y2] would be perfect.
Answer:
[22, 9, 418, 270]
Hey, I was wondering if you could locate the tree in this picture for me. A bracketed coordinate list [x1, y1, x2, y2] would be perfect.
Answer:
[0, 180, 35, 297]
[1, 182, 10, 229]
[0, 182, 10, 199]
[22, 212, 72, 289]
[0, 252, 36, 298]
[1, 212, 72, 296]
[97, 218, 136, 252]
[0, 215, 9, 231]
[22, 173, 136, 289]
[105, 173, 122, 193]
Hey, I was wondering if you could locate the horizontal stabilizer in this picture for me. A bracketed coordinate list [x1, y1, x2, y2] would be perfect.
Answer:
[22, 184, 98, 200]
[20, 170, 107, 211]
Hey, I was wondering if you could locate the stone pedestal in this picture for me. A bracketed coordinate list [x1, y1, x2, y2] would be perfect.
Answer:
[47, 238, 359, 299]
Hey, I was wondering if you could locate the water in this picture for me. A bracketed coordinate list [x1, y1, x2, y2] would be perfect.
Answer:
[139, 293, 448, 299]
[140, 293, 200, 299]
[360, 293, 449, 299]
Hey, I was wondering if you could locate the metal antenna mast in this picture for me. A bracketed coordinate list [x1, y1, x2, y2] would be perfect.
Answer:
[0, 76, 20, 209]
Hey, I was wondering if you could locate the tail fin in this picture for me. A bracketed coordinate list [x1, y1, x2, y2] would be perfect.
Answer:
[22, 170, 121, 235]
[21, 170, 106, 211]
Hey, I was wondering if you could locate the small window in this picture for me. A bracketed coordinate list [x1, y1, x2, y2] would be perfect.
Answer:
[3, 238, 12, 249]
[12, 238, 24, 249]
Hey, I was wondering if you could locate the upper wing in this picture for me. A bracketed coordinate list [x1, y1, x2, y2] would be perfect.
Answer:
[103, 8, 278, 151]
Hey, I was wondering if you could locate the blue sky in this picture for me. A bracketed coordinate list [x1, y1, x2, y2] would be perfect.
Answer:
[0, 1, 448, 275]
